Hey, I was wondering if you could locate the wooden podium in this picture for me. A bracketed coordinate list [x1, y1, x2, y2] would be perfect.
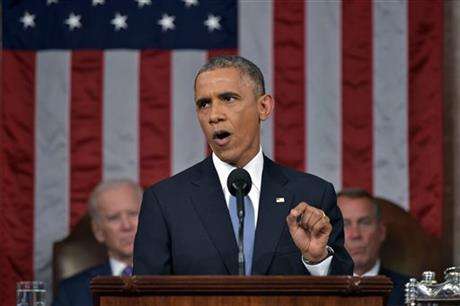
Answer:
[91, 275, 392, 306]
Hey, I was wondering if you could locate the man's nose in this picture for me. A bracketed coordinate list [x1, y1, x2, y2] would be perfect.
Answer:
[120, 215, 133, 230]
[347, 224, 362, 240]
[209, 101, 225, 123]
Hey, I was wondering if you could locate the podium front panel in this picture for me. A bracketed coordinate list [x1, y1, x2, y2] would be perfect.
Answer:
[92, 275, 392, 306]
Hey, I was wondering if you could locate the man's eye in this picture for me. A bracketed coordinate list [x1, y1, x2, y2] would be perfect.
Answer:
[105, 214, 120, 222]
[129, 211, 139, 218]
[358, 219, 373, 227]
[197, 100, 210, 109]
[222, 95, 235, 102]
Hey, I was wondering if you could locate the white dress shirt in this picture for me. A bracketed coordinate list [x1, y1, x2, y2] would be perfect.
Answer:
[109, 257, 130, 276]
[353, 260, 381, 277]
[212, 147, 263, 225]
[212, 148, 332, 276]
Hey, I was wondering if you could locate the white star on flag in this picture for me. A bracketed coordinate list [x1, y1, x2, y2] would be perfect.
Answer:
[20, 11, 35, 29]
[204, 14, 221, 32]
[157, 14, 175, 32]
[64, 13, 82, 31]
[92, 0, 105, 6]
[182, 0, 199, 8]
[111, 13, 128, 31]
[47, 0, 59, 5]
[135, 0, 152, 8]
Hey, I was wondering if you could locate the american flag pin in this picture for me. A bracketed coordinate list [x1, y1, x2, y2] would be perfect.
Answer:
[276, 197, 285, 204]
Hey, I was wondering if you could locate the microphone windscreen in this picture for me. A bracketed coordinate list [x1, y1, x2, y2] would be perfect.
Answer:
[227, 168, 252, 196]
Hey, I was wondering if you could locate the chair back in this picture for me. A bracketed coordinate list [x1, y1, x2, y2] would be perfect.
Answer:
[377, 197, 443, 277]
[52, 214, 107, 295]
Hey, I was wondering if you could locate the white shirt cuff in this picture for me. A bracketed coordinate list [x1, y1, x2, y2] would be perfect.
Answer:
[302, 254, 332, 276]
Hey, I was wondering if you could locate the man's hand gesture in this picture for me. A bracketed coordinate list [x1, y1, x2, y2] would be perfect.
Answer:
[286, 202, 332, 263]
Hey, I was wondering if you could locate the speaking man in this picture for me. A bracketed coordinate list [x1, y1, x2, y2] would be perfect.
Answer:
[134, 56, 353, 276]
[53, 179, 142, 306]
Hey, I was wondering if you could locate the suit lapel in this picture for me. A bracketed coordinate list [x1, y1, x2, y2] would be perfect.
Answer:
[189, 157, 238, 275]
[252, 157, 293, 274]
[103, 261, 112, 276]
[89, 261, 112, 277]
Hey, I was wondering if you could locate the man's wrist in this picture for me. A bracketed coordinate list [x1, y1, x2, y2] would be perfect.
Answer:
[302, 246, 334, 265]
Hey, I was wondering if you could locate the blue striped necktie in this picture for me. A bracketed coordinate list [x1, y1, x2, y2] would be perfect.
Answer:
[229, 195, 255, 275]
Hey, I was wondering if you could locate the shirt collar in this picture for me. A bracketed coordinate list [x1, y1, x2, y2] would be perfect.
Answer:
[212, 147, 263, 197]
[109, 257, 130, 276]
[353, 259, 381, 277]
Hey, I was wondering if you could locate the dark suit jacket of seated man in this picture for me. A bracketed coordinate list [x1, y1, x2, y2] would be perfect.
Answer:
[52, 262, 111, 306]
[134, 55, 353, 276]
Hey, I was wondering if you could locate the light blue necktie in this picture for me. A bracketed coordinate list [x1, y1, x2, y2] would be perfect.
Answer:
[229, 195, 255, 275]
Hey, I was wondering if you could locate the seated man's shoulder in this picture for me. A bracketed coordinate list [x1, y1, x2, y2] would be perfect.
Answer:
[380, 267, 411, 284]
[380, 267, 410, 306]
[59, 262, 111, 289]
[53, 263, 110, 306]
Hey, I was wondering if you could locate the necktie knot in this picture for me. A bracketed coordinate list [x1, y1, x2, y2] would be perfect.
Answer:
[122, 265, 133, 276]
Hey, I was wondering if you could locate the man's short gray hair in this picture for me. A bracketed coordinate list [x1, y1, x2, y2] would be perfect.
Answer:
[88, 179, 143, 222]
[195, 55, 266, 96]
[337, 188, 382, 220]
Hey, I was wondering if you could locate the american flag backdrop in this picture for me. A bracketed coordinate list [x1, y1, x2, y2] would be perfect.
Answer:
[1, 0, 444, 304]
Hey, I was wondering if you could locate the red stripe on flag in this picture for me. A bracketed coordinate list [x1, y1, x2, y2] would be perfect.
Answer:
[1, 51, 36, 306]
[139, 51, 172, 188]
[273, 0, 306, 171]
[341, 1, 373, 192]
[408, 1, 444, 237]
[70, 51, 103, 228]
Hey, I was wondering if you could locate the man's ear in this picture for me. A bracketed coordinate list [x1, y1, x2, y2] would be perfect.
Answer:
[91, 219, 105, 243]
[257, 94, 274, 121]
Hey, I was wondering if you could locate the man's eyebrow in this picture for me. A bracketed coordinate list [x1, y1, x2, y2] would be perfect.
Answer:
[219, 91, 239, 97]
[357, 216, 373, 222]
[218, 91, 240, 98]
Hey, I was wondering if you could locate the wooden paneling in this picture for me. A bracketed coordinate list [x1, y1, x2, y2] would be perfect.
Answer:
[91, 276, 392, 306]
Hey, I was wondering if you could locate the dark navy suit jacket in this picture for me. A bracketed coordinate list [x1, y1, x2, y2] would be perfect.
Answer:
[380, 267, 410, 306]
[134, 156, 353, 275]
[52, 262, 111, 306]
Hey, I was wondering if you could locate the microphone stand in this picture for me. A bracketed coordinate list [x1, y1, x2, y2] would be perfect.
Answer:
[235, 187, 245, 276]
[227, 168, 251, 276]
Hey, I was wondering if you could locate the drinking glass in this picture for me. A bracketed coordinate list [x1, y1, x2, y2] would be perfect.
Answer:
[16, 281, 46, 306]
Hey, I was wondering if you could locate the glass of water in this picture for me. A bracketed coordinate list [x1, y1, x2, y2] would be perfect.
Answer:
[16, 281, 46, 306]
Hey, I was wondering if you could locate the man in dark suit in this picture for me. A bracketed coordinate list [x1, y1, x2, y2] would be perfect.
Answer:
[52, 263, 111, 306]
[52, 179, 142, 306]
[337, 188, 410, 306]
[134, 55, 353, 276]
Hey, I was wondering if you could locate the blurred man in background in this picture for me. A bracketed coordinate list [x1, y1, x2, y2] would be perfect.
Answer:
[53, 179, 142, 306]
[337, 188, 409, 306]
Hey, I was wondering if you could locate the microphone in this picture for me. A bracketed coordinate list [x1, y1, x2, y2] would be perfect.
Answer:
[227, 168, 252, 275]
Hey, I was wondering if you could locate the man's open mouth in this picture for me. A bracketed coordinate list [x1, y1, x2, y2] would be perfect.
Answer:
[213, 130, 231, 146]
